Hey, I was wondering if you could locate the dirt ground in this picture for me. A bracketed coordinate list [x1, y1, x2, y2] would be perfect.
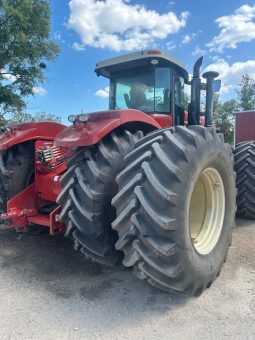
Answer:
[0, 218, 254, 340]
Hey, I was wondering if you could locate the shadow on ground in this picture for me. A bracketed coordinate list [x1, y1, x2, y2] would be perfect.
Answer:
[0, 228, 187, 313]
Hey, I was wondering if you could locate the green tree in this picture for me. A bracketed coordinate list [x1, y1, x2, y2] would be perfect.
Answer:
[32, 112, 61, 122]
[184, 92, 189, 111]
[212, 93, 222, 118]
[237, 73, 255, 111]
[10, 111, 61, 123]
[0, 0, 60, 121]
[213, 94, 238, 144]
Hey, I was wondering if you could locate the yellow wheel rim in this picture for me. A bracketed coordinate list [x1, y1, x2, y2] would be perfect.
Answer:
[189, 168, 225, 255]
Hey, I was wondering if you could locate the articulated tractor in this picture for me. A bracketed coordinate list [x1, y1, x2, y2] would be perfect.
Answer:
[0, 50, 240, 295]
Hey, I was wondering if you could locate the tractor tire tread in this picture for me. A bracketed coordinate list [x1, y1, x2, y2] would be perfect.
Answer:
[0, 142, 34, 214]
[234, 141, 255, 219]
[57, 129, 143, 266]
[112, 126, 236, 295]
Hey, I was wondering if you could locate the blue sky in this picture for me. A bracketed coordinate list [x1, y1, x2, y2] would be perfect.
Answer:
[27, 0, 255, 124]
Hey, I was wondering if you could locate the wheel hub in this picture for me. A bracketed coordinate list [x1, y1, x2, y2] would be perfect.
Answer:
[189, 167, 225, 255]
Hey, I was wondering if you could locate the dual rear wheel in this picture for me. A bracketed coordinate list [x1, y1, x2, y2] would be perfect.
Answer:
[58, 126, 236, 295]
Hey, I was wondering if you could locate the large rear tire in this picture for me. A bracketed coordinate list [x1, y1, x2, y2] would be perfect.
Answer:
[234, 141, 255, 219]
[57, 129, 143, 266]
[0, 142, 34, 214]
[112, 126, 236, 295]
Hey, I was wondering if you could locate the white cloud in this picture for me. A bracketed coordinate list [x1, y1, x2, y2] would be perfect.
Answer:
[209, 55, 222, 62]
[184, 83, 190, 97]
[95, 86, 109, 98]
[33, 86, 47, 96]
[54, 32, 62, 41]
[192, 46, 206, 56]
[182, 33, 196, 44]
[68, 0, 188, 51]
[73, 42, 86, 51]
[166, 41, 176, 51]
[204, 59, 255, 94]
[207, 5, 255, 52]
[182, 35, 191, 44]
[54, 31, 66, 44]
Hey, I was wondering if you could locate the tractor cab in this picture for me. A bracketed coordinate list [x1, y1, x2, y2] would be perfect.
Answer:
[95, 49, 221, 127]
[95, 50, 189, 125]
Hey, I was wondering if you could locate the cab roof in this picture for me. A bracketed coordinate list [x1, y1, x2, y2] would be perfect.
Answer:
[95, 49, 189, 81]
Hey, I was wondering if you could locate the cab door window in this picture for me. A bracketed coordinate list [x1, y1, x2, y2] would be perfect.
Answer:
[155, 68, 171, 113]
[174, 73, 185, 125]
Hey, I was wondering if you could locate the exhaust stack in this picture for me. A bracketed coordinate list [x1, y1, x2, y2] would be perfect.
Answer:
[188, 57, 203, 125]
[202, 71, 219, 127]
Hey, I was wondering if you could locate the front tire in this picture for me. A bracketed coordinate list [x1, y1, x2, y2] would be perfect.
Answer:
[57, 129, 143, 266]
[112, 126, 236, 295]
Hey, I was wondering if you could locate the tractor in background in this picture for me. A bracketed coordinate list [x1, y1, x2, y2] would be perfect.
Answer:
[234, 110, 255, 219]
[0, 50, 236, 295]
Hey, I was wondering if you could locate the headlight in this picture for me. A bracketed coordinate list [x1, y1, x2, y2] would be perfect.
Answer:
[151, 59, 159, 65]
[68, 115, 77, 123]
[77, 114, 89, 123]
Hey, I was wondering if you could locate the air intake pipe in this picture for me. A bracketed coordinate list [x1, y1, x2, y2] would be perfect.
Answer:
[202, 71, 219, 127]
[188, 57, 203, 125]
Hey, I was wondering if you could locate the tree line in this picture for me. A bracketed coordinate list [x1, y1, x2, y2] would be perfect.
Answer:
[213, 74, 255, 144]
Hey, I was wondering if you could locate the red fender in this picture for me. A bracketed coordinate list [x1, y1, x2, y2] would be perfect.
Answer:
[54, 109, 161, 148]
[0, 122, 66, 151]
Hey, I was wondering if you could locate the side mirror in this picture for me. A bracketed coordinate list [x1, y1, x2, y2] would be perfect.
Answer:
[213, 79, 221, 92]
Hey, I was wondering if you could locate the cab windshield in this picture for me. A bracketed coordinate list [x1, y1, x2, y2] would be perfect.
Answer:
[110, 68, 172, 114]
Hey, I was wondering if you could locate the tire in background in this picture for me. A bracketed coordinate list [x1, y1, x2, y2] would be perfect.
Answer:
[57, 129, 143, 266]
[112, 126, 236, 295]
[0, 142, 34, 214]
[234, 141, 255, 219]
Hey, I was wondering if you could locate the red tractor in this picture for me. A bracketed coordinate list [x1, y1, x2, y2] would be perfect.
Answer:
[0, 50, 236, 296]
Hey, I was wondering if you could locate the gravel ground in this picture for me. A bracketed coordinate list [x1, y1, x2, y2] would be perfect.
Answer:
[0, 218, 254, 340]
